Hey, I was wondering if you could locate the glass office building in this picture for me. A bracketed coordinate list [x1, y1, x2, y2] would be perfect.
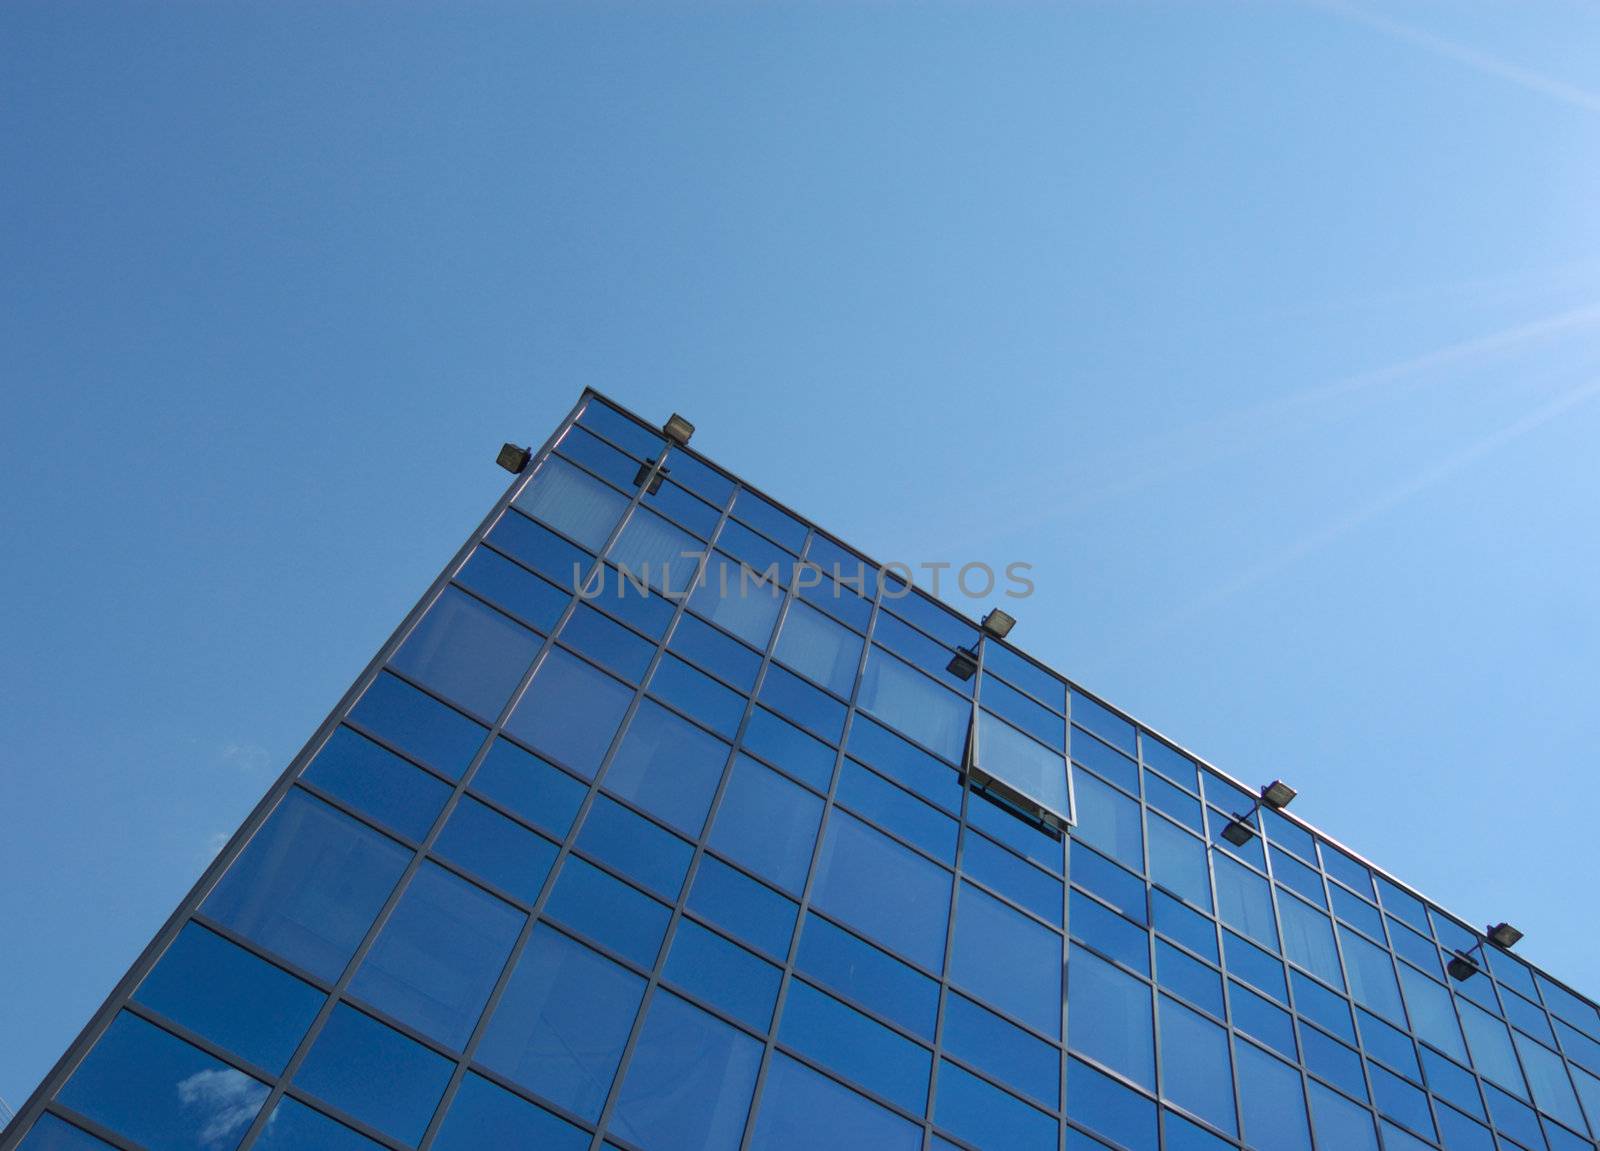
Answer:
[8, 390, 1600, 1151]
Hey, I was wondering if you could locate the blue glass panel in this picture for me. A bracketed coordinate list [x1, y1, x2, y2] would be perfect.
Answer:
[1262, 806, 1316, 860]
[969, 790, 1065, 871]
[513, 454, 629, 551]
[1436, 1106, 1497, 1151]
[858, 648, 969, 764]
[1072, 728, 1138, 794]
[796, 913, 939, 1040]
[504, 648, 632, 778]
[811, 810, 952, 972]
[1357, 1012, 1420, 1076]
[16, 1115, 117, 1151]
[432, 796, 558, 904]
[952, 881, 1062, 1036]
[1271, 845, 1326, 906]
[1144, 770, 1203, 832]
[1150, 899, 1216, 977]
[1370, 1064, 1435, 1140]
[1068, 947, 1154, 1088]
[669, 612, 761, 691]
[1545, 1120, 1592, 1151]
[758, 663, 846, 743]
[1067, 1056, 1159, 1151]
[350, 672, 487, 780]
[1398, 964, 1467, 1062]
[604, 699, 730, 836]
[1373, 875, 1430, 935]
[1331, 884, 1387, 939]
[607, 506, 704, 597]
[1293, 970, 1356, 1042]
[742, 706, 836, 791]
[254, 1097, 386, 1151]
[1503, 990, 1555, 1045]
[731, 488, 807, 552]
[838, 759, 957, 861]
[1422, 1047, 1486, 1118]
[774, 601, 862, 696]
[716, 519, 797, 585]
[1236, 1040, 1312, 1151]
[1156, 939, 1223, 1018]
[663, 918, 781, 1030]
[1387, 921, 1439, 977]
[981, 642, 1066, 713]
[689, 855, 798, 959]
[1558, 1018, 1600, 1075]
[798, 537, 874, 629]
[1308, 1080, 1379, 1151]
[135, 922, 322, 1075]
[1320, 842, 1376, 900]
[1160, 996, 1236, 1135]
[983, 676, 1065, 747]
[1515, 1033, 1585, 1130]
[202, 789, 409, 982]
[1076, 844, 1149, 925]
[488, 508, 592, 588]
[1148, 814, 1212, 911]
[294, 1004, 452, 1146]
[944, 992, 1060, 1106]
[847, 714, 963, 813]
[873, 609, 974, 694]
[963, 832, 1062, 925]
[59, 1012, 268, 1151]
[709, 755, 823, 893]
[590, 563, 677, 638]
[779, 980, 932, 1113]
[477, 926, 646, 1121]
[879, 579, 979, 648]
[1278, 892, 1343, 985]
[650, 654, 746, 739]
[1070, 891, 1151, 976]
[576, 795, 693, 900]
[1483, 1083, 1546, 1149]
[1536, 975, 1600, 1040]
[348, 862, 523, 1049]
[689, 550, 783, 648]
[1165, 1109, 1234, 1151]
[1302, 1024, 1368, 1098]
[1142, 737, 1199, 793]
[1223, 930, 1286, 1004]
[543, 855, 671, 967]
[936, 1059, 1058, 1151]
[1073, 771, 1143, 872]
[432, 1073, 588, 1151]
[457, 547, 568, 633]
[558, 604, 654, 682]
[611, 992, 762, 1151]
[469, 738, 585, 838]
[303, 726, 450, 842]
[1339, 924, 1406, 1026]
[1070, 694, 1136, 754]
[1214, 853, 1277, 950]
[644, 478, 721, 539]
[1382, 1120, 1439, 1151]
[978, 710, 1070, 822]
[1231, 982, 1297, 1059]
[577, 398, 664, 459]
[556, 424, 640, 490]
[748, 1052, 922, 1151]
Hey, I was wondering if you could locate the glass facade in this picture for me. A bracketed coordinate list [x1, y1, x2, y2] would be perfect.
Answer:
[8, 391, 1600, 1151]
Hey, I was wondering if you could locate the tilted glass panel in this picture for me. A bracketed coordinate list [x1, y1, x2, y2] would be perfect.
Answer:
[977, 709, 1069, 822]
[795, 912, 939, 1040]
[661, 917, 781, 1031]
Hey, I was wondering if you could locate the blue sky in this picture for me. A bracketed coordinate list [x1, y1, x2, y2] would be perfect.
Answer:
[4, 0, 1600, 1114]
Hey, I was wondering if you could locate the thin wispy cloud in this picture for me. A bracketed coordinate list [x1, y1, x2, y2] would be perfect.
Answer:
[1310, 0, 1600, 115]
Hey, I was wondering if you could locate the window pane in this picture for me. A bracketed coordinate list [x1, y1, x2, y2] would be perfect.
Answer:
[1155, 939, 1223, 1018]
[1070, 694, 1137, 755]
[513, 455, 629, 551]
[456, 546, 569, 632]
[982, 643, 1068, 713]
[796, 913, 939, 1040]
[774, 601, 862, 696]
[742, 707, 836, 791]
[1515, 1032, 1584, 1128]
[202, 789, 409, 982]
[651, 654, 747, 739]
[134, 922, 322, 1075]
[1278, 893, 1342, 986]
[1066, 1056, 1158, 1151]
[349, 672, 487, 780]
[951, 881, 1062, 1037]
[935, 1059, 1058, 1151]
[254, 1097, 386, 1151]
[669, 612, 761, 691]
[873, 609, 974, 694]
[748, 1052, 922, 1151]
[1223, 931, 1286, 1003]
[432, 796, 558, 905]
[689, 855, 798, 960]
[58, 1012, 268, 1151]
[577, 794, 693, 900]
[1307, 1080, 1378, 1151]
[858, 648, 969, 764]
[469, 738, 585, 839]
[1160, 996, 1236, 1135]
[391, 587, 541, 719]
[978, 711, 1069, 822]
[757, 664, 845, 743]
[731, 488, 807, 552]
[303, 726, 450, 842]
[610, 992, 762, 1151]
[1214, 854, 1277, 950]
[608, 507, 704, 597]
[1236, 1041, 1312, 1151]
[1074, 771, 1143, 872]
[962, 832, 1062, 925]
[1068, 948, 1154, 1088]
[1231, 982, 1296, 1059]
[1337, 925, 1405, 1026]
[943, 991, 1060, 1107]
[558, 603, 655, 683]
[837, 759, 957, 861]
[811, 810, 952, 971]
[1148, 814, 1212, 911]
[1072, 890, 1151, 975]
[1143, 737, 1199, 793]
[505, 648, 633, 777]
[662, 918, 781, 1031]
[477, 926, 646, 1121]
[543, 855, 672, 968]
[487, 508, 591, 588]
[1302, 1024, 1366, 1098]
[17, 1115, 118, 1151]
[432, 1073, 588, 1151]
[1397, 964, 1467, 1062]
[605, 699, 730, 836]
[1072, 728, 1138, 795]
[348, 862, 524, 1049]
[708, 755, 823, 893]
[577, 397, 665, 461]
[689, 551, 783, 648]
[779, 980, 932, 1113]
[294, 1004, 452, 1146]
[1152, 888, 1216, 961]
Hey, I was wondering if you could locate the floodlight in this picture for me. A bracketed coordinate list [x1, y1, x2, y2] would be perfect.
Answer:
[663, 413, 695, 446]
[1488, 923, 1524, 949]
[633, 459, 667, 495]
[1222, 818, 1256, 847]
[1261, 780, 1298, 810]
[1448, 952, 1480, 982]
[497, 442, 531, 474]
[981, 609, 1017, 639]
[946, 648, 978, 681]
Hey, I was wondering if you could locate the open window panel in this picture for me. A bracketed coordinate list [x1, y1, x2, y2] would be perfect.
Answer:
[965, 709, 1071, 837]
